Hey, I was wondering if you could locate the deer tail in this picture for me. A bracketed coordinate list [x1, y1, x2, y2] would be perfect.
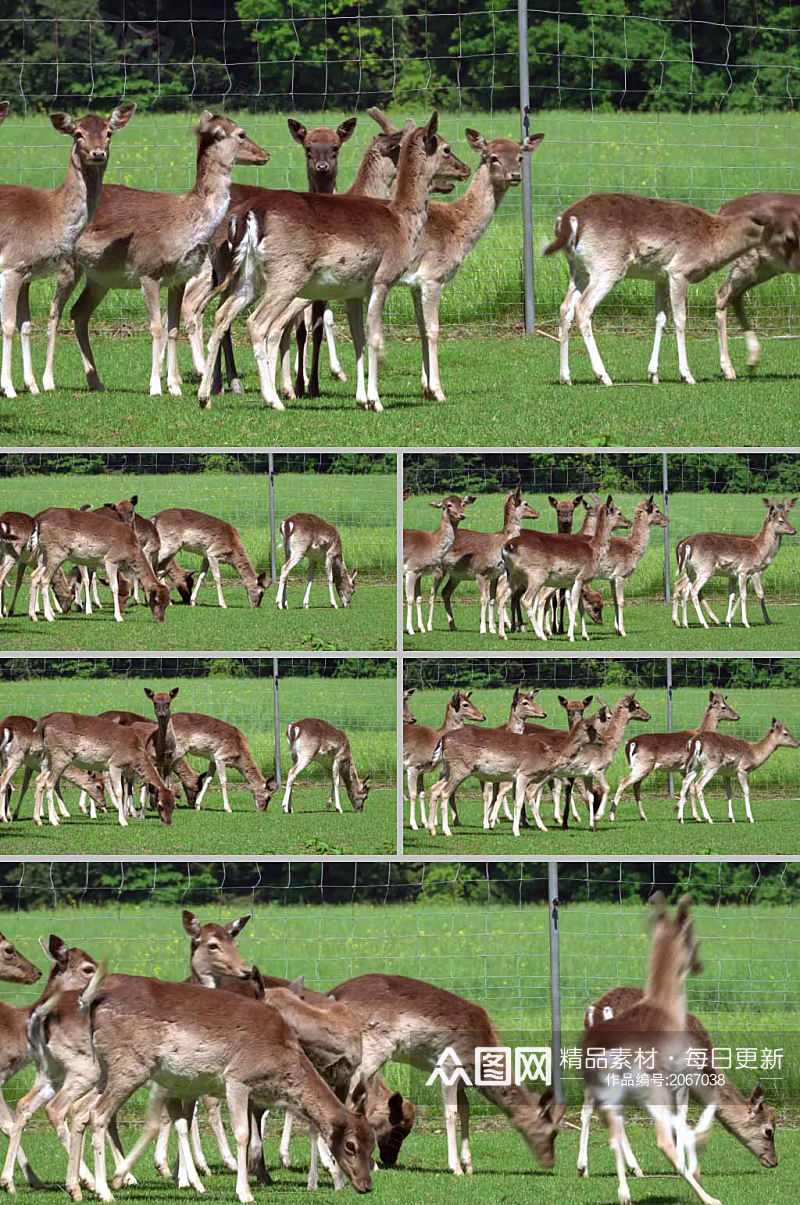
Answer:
[25, 521, 39, 555]
[26, 988, 63, 1060]
[543, 213, 578, 257]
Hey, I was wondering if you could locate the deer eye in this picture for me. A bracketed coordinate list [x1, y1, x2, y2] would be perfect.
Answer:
[3, 947, 13, 958]
[345, 1140, 357, 1155]
[443, 146, 450, 156]
[82, 964, 95, 975]
[208, 942, 219, 951]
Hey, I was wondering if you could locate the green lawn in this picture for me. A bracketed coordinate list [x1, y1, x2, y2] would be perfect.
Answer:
[402, 685, 800, 855]
[0, 673, 397, 855]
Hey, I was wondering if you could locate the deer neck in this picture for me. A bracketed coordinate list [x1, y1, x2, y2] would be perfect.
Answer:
[437, 510, 459, 558]
[192, 144, 234, 229]
[342, 757, 362, 805]
[753, 515, 783, 566]
[601, 706, 630, 751]
[714, 1079, 751, 1135]
[133, 546, 160, 592]
[449, 163, 503, 253]
[698, 706, 722, 733]
[748, 730, 780, 770]
[440, 702, 465, 736]
[286, 1057, 351, 1145]
[643, 931, 687, 1025]
[588, 508, 614, 564]
[56, 145, 106, 234]
[577, 510, 597, 537]
[502, 498, 523, 540]
[348, 143, 394, 200]
[506, 704, 527, 734]
[391, 137, 430, 245]
[625, 509, 652, 559]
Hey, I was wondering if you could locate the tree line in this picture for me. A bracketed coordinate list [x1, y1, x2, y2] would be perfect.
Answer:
[0, 657, 396, 681]
[0, 453, 393, 478]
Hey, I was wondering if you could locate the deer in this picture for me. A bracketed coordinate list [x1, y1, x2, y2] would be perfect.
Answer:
[579, 985, 778, 1174]
[275, 513, 356, 610]
[672, 497, 797, 630]
[0, 714, 107, 824]
[0, 512, 81, 619]
[543, 493, 585, 635]
[581, 494, 668, 637]
[92, 709, 207, 817]
[581, 894, 721, 1205]
[0, 103, 136, 399]
[331, 973, 564, 1177]
[498, 495, 632, 642]
[558, 694, 653, 828]
[32, 711, 176, 827]
[197, 114, 468, 412]
[402, 689, 417, 725]
[27, 507, 172, 624]
[544, 192, 788, 387]
[715, 192, 800, 380]
[41, 113, 267, 398]
[169, 712, 277, 815]
[472, 689, 549, 828]
[403, 494, 473, 636]
[678, 717, 800, 824]
[427, 490, 539, 634]
[403, 689, 486, 831]
[610, 691, 740, 822]
[75, 500, 195, 611]
[282, 719, 370, 815]
[151, 507, 269, 610]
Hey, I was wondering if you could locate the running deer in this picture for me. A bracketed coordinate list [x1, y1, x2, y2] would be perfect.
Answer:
[580, 986, 778, 1172]
[498, 496, 631, 642]
[562, 694, 652, 827]
[152, 507, 269, 610]
[428, 715, 603, 837]
[427, 490, 540, 634]
[402, 689, 417, 725]
[0, 512, 80, 619]
[0, 935, 98, 1192]
[282, 719, 370, 815]
[610, 691, 740, 822]
[276, 513, 356, 610]
[32, 711, 176, 827]
[0, 715, 106, 824]
[403, 689, 486, 830]
[331, 973, 564, 1176]
[544, 192, 786, 387]
[715, 193, 800, 380]
[42, 114, 267, 397]
[678, 717, 800, 824]
[581, 894, 721, 1205]
[27, 508, 172, 624]
[170, 713, 277, 814]
[672, 497, 797, 630]
[403, 494, 473, 636]
[0, 103, 136, 399]
[67, 966, 376, 1204]
[198, 114, 466, 411]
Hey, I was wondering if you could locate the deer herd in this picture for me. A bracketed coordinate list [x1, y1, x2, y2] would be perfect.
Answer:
[403, 687, 798, 835]
[0, 894, 779, 1201]
[404, 490, 797, 639]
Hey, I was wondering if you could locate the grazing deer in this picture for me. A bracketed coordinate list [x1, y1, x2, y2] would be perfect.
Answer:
[0, 715, 106, 824]
[581, 894, 720, 1205]
[151, 507, 268, 610]
[580, 986, 778, 1173]
[0, 512, 80, 619]
[678, 717, 800, 824]
[403, 494, 472, 636]
[428, 490, 539, 634]
[27, 507, 171, 624]
[0, 103, 135, 399]
[170, 713, 277, 814]
[715, 192, 800, 380]
[33, 711, 175, 827]
[331, 973, 564, 1176]
[77, 500, 195, 610]
[544, 192, 786, 387]
[276, 513, 356, 610]
[282, 719, 370, 815]
[672, 497, 797, 630]
[498, 496, 631, 641]
[610, 691, 740, 822]
[43, 114, 267, 397]
[402, 689, 417, 725]
[403, 689, 486, 830]
[94, 710, 206, 816]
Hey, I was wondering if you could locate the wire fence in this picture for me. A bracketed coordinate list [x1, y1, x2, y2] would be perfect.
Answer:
[0, 5, 797, 335]
[0, 859, 797, 1118]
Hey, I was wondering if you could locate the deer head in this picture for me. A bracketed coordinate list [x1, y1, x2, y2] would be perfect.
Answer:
[182, 910, 253, 984]
[548, 494, 584, 533]
[331, 1080, 375, 1193]
[512, 687, 547, 720]
[288, 116, 357, 193]
[195, 112, 269, 170]
[451, 690, 486, 723]
[39, 935, 98, 992]
[708, 691, 739, 723]
[144, 686, 179, 720]
[464, 129, 545, 191]
[0, 934, 41, 985]
[254, 773, 279, 813]
[50, 103, 136, 170]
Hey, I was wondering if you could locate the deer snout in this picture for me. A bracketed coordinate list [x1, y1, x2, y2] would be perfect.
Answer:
[90, 148, 108, 162]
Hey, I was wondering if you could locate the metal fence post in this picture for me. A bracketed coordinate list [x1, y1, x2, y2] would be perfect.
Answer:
[268, 451, 277, 584]
[547, 862, 563, 1103]
[272, 656, 282, 786]
[666, 656, 674, 798]
[662, 451, 671, 604]
[518, 0, 535, 333]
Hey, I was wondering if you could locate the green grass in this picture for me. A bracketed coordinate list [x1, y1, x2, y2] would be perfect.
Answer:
[0, 470, 396, 651]
[1, 331, 798, 448]
[0, 674, 396, 855]
[402, 685, 800, 856]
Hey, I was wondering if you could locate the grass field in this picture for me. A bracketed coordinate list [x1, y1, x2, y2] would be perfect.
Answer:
[0, 673, 396, 855]
[0, 896, 797, 1200]
[403, 489, 800, 653]
[402, 685, 800, 855]
[0, 470, 396, 651]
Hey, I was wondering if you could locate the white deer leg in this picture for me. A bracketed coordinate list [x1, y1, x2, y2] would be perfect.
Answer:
[140, 276, 166, 396]
[325, 557, 339, 609]
[365, 283, 388, 411]
[0, 269, 23, 398]
[216, 761, 231, 813]
[207, 555, 226, 609]
[302, 561, 314, 610]
[577, 1094, 593, 1175]
[441, 1079, 462, 1175]
[575, 273, 617, 386]
[331, 760, 343, 813]
[276, 551, 303, 610]
[346, 298, 367, 406]
[191, 558, 209, 606]
[166, 284, 185, 396]
[279, 1112, 294, 1168]
[646, 279, 668, 384]
[558, 279, 579, 385]
[738, 768, 754, 823]
[323, 306, 346, 381]
[737, 571, 750, 628]
[669, 273, 696, 385]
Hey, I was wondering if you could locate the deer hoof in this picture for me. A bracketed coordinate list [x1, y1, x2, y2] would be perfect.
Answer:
[681, 373, 697, 385]
[721, 366, 736, 381]
[2, 385, 17, 399]
[267, 399, 285, 411]
[370, 399, 384, 412]
[646, 372, 659, 384]
[598, 373, 613, 386]
[332, 370, 347, 383]
[558, 376, 572, 386]
[231, 378, 244, 394]
[168, 384, 182, 397]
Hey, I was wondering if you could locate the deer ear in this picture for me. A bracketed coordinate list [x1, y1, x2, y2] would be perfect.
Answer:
[129, 495, 138, 507]
[196, 110, 215, 133]
[50, 112, 75, 135]
[182, 910, 201, 939]
[250, 967, 266, 1000]
[109, 101, 136, 130]
[287, 118, 308, 145]
[522, 132, 545, 154]
[465, 128, 486, 154]
[350, 1080, 368, 1114]
[429, 499, 445, 510]
[749, 1083, 765, 1113]
[788, 497, 798, 509]
[169, 687, 179, 699]
[337, 116, 357, 142]
[423, 111, 439, 153]
[144, 687, 154, 700]
[762, 497, 772, 507]
[288, 975, 305, 996]
[351, 568, 358, 583]
[48, 934, 68, 967]
[583, 695, 593, 707]
[227, 915, 251, 937]
[557, 695, 568, 707]
[548, 496, 558, 508]
[388, 1092, 406, 1126]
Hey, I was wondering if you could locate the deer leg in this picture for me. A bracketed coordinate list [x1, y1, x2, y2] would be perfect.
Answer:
[331, 758, 343, 813]
[734, 291, 763, 370]
[104, 561, 123, 623]
[477, 575, 492, 635]
[107, 765, 128, 827]
[647, 1103, 721, 1205]
[279, 1111, 294, 1168]
[363, 282, 388, 411]
[15, 281, 39, 395]
[604, 1107, 631, 1205]
[613, 575, 628, 637]
[592, 771, 611, 821]
[737, 570, 750, 629]
[618, 1118, 644, 1177]
[557, 279, 580, 385]
[411, 284, 430, 395]
[105, 1086, 170, 1196]
[668, 273, 696, 385]
[278, 321, 296, 401]
[198, 283, 253, 406]
[440, 1078, 462, 1175]
[276, 550, 303, 609]
[403, 570, 418, 637]
[429, 565, 447, 631]
[90, 569, 103, 609]
[165, 283, 185, 396]
[205, 554, 226, 609]
[322, 303, 345, 382]
[69, 278, 110, 391]
[281, 747, 311, 815]
[723, 775, 735, 823]
[247, 291, 305, 411]
[575, 272, 617, 386]
[79, 567, 93, 615]
[0, 1094, 43, 1189]
[646, 278, 669, 384]
[420, 280, 446, 402]
[0, 551, 15, 617]
[139, 276, 167, 396]
[304, 303, 324, 396]
[694, 768, 716, 824]
[455, 1082, 473, 1174]
[171, 1106, 206, 1194]
[325, 555, 339, 609]
[215, 760, 232, 813]
[688, 570, 712, 629]
[0, 269, 23, 398]
[576, 1091, 594, 1175]
[43, 260, 80, 391]
[224, 1082, 254, 1205]
[345, 297, 367, 406]
[750, 571, 772, 625]
[738, 768, 754, 823]
[188, 557, 208, 606]
[182, 260, 212, 377]
[154, 1114, 172, 1177]
[294, 311, 308, 397]
[0, 1074, 56, 1192]
[567, 578, 582, 643]
[302, 560, 314, 609]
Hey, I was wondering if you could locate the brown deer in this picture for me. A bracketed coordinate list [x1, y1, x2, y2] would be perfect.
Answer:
[715, 192, 800, 380]
[0, 714, 106, 823]
[672, 497, 797, 630]
[678, 717, 800, 824]
[0, 512, 81, 618]
[42, 113, 267, 397]
[507, 495, 599, 635]
[331, 973, 564, 1176]
[544, 192, 788, 387]
[590, 495, 668, 637]
[402, 689, 417, 725]
[281, 719, 370, 815]
[579, 985, 777, 1173]
[403, 494, 473, 636]
[77, 500, 195, 610]
[168, 712, 277, 815]
[151, 507, 268, 610]
[403, 689, 486, 830]
[610, 691, 740, 821]
[276, 513, 356, 610]
[0, 103, 136, 399]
